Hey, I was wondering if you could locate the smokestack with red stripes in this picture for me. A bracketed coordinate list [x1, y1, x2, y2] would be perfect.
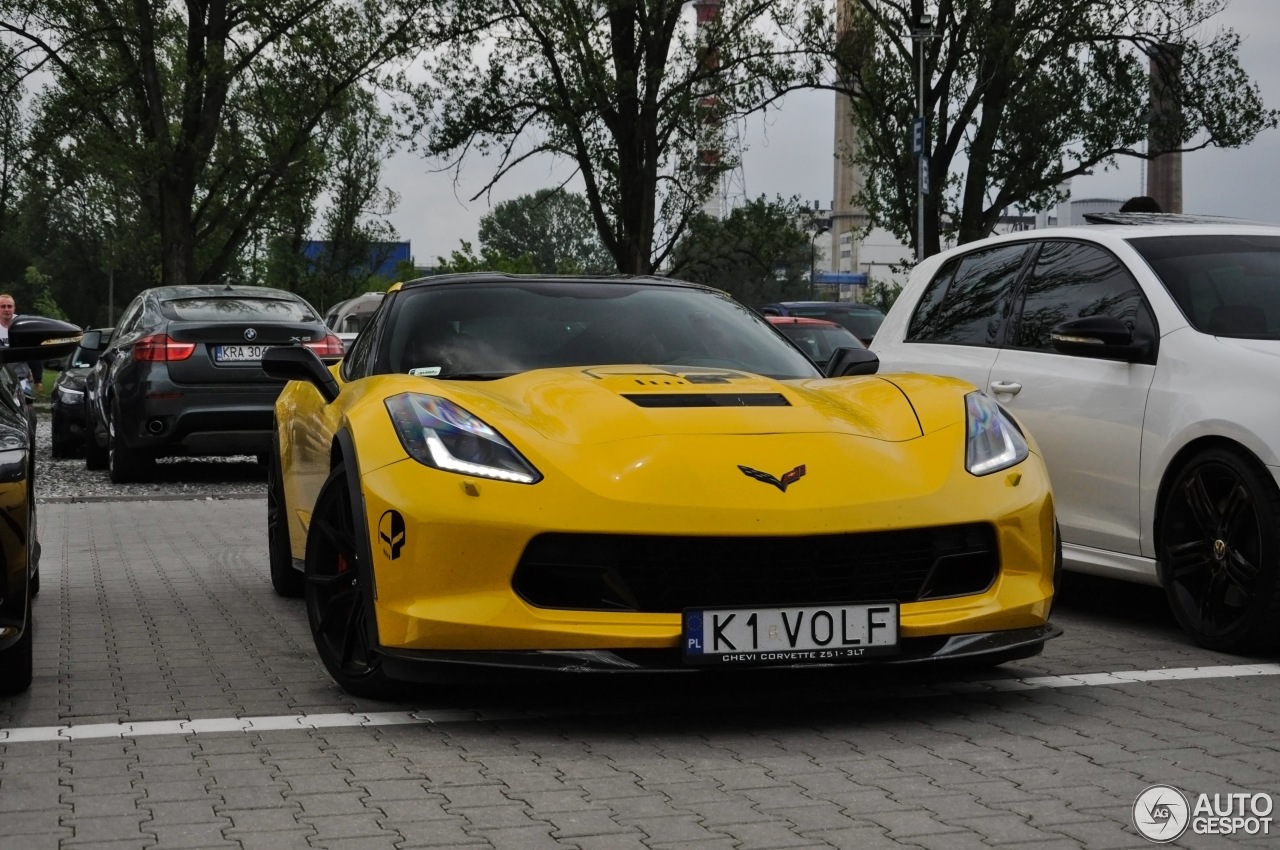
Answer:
[694, 0, 725, 219]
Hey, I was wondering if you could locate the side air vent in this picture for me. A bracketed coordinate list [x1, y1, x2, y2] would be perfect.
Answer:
[623, 393, 790, 408]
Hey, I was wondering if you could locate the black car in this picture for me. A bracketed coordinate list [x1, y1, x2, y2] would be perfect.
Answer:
[0, 316, 82, 695]
[755, 301, 886, 347]
[49, 327, 112, 458]
[83, 285, 342, 483]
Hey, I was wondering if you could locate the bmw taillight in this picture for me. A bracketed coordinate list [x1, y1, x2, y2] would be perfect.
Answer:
[304, 333, 345, 359]
[133, 334, 196, 362]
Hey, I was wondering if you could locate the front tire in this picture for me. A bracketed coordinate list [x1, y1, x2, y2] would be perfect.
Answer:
[304, 465, 399, 699]
[1158, 447, 1280, 653]
[268, 436, 303, 597]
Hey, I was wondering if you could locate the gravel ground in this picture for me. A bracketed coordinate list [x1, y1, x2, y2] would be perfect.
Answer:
[32, 405, 268, 502]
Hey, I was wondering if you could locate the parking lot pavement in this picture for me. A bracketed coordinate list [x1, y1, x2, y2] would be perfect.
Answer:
[1, 498, 1278, 849]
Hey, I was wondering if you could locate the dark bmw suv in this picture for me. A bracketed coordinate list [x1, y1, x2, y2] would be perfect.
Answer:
[84, 285, 342, 483]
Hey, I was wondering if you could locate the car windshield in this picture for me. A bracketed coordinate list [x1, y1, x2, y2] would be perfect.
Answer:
[1129, 234, 1280, 339]
[68, 344, 103, 369]
[162, 297, 319, 323]
[775, 323, 864, 364]
[786, 306, 883, 340]
[384, 281, 821, 380]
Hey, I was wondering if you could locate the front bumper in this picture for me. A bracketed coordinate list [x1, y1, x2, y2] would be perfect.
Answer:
[377, 624, 1062, 682]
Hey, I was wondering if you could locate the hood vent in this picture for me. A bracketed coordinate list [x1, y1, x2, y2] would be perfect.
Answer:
[623, 393, 790, 409]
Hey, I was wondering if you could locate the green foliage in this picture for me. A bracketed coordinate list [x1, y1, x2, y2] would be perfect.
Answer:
[434, 241, 538, 275]
[863, 280, 903, 313]
[20, 265, 67, 320]
[669, 196, 815, 305]
[804, 0, 1279, 255]
[2, 0, 434, 292]
[479, 190, 613, 274]
[406, 0, 819, 273]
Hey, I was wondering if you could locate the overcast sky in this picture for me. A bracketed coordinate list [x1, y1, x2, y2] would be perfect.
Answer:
[383, 0, 1280, 266]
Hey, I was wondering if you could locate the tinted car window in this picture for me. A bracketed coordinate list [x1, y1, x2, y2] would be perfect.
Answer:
[783, 306, 883, 341]
[1129, 234, 1280, 338]
[341, 300, 384, 381]
[1013, 241, 1152, 351]
[160, 297, 319, 322]
[379, 282, 820, 380]
[907, 244, 1028, 346]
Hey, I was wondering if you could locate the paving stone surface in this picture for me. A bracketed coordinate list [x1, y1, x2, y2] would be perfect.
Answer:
[0, 499, 1277, 849]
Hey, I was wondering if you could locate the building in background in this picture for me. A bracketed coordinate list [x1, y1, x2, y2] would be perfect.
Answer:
[301, 241, 412, 279]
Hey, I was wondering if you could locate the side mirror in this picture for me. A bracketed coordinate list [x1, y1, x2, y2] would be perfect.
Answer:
[0, 316, 83, 363]
[262, 345, 339, 404]
[79, 329, 106, 351]
[1049, 316, 1150, 362]
[825, 345, 879, 377]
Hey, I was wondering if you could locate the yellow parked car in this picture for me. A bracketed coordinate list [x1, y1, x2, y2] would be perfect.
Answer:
[264, 274, 1060, 697]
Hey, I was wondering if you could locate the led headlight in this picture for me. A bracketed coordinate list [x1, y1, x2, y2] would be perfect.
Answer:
[385, 393, 541, 484]
[56, 385, 84, 405]
[965, 391, 1028, 476]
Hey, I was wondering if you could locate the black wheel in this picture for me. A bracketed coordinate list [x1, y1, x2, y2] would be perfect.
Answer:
[0, 593, 33, 696]
[268, 437, 304, 597]
[1158, 447, 1280, 653]
[107, 400, 153, 484]
[304, 465, 400, 699]
[85, 403, 108, 471]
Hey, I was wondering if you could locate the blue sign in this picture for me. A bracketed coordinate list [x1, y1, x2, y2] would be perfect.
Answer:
[912, 118, 924, 157]
[919, 158, 929, 195]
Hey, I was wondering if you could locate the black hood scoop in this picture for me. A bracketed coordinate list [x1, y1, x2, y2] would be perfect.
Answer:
[623, 393, 791, 409]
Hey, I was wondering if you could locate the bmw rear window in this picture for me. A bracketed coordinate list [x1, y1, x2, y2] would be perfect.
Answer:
[161, 297, 319, 322]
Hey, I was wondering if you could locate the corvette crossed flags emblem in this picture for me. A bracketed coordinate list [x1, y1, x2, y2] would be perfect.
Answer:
[738, 464, 807, 492]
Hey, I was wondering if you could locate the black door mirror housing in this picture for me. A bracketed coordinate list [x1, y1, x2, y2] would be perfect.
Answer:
[0, 316, 83, 363]
[262, 345, 340, 404]
[1049, 316, 1151, 362]
[825, 345, 880, 377]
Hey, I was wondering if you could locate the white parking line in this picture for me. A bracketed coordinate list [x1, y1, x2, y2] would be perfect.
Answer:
[3, 663, 1278, 744]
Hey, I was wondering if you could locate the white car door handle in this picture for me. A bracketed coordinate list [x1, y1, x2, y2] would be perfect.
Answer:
[990, 380, 1022, 395]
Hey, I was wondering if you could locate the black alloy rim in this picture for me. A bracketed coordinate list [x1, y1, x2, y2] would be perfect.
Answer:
[1163, 460, 1263, 639]
[306, 474, 380, 679]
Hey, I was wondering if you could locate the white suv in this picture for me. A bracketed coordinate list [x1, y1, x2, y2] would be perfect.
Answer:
[872, 215, 1280, 653]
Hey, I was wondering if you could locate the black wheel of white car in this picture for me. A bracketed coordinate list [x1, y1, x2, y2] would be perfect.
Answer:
[1158, 447, 1280, 653]
[267, 437, 303, 597]
[304, 465, 399, 699]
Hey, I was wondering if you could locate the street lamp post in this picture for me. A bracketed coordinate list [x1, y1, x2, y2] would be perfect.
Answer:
[810, 219, 830, 299]
[911, 13, 936, 263]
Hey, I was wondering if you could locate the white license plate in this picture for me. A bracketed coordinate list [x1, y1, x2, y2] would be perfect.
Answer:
[683, 602, 899, 665]
[214, 344, 270, 362]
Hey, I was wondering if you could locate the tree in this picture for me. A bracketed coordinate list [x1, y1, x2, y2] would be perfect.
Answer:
[669, 195, 813, 304]
[406, 0, 819, 274]
[478, 190, 612, 274]
[0, 0, 435, 290]
[300, 88, 402, 312]
[802, 0, 1277, 257]
[434, 241, 538, 275]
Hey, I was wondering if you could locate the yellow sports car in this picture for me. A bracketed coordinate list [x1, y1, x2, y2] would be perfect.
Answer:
[264, 275, 1060, 697]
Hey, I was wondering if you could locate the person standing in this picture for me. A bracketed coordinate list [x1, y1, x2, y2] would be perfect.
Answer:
[0, 293, 45, 394]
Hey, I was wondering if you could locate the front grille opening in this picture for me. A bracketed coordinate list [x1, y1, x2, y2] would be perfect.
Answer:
[918, 551, 998, 600]
[512, 524, 999, 613]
